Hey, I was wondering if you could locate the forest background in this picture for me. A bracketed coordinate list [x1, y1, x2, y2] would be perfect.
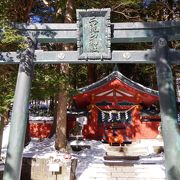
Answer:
[0, 0, 179, 151]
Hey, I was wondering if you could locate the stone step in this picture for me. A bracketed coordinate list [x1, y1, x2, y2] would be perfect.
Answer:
[77, 163, 165, 180]
[104, 154, 164, 165]
[106, 148, 150, 156]
[104, 143, 158, 156]
[77, 141, 165, 180]
[104, 156, 140, 161]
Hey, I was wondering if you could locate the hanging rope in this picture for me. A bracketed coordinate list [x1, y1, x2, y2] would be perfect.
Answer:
[94, 105, 138, 123]
[109, 111, 112, 122]
[117, 112, 121, 121]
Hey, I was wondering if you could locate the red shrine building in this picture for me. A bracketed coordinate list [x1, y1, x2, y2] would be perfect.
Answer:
[67, 71, 161, 145]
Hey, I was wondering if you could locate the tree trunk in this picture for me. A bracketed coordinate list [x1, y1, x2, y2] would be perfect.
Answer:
[49, 95, 57, 138]
[55, 91, 68, 151]
[55, 0, 74, 151]
[87, 64, 97, 84]
[0, 116, 5, 157]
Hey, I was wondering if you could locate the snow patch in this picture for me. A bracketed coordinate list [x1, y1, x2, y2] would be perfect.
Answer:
[1, 123, 165, 180]
[2, 123, 10, 148]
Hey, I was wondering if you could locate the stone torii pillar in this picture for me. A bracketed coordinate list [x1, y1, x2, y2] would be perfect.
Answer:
[154, 36, 180, 180]
[3, 36, 36, 180]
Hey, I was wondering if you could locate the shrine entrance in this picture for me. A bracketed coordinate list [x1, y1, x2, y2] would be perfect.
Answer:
[1, 8, 180, 180]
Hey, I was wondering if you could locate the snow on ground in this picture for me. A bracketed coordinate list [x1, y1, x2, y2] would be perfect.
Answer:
[23, 137, 57, 158]
[24, 138, 106, 179]
[72, 140, 106, 178]
[1, 123, 165, 179]
[1, 123, 106, 179]
[22, 138, 106, 179]
[2, 123, 10, 149]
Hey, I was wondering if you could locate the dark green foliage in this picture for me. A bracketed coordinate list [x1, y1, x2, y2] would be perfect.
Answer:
[31, 64, 88, 101]
[31, 65, 62, 100]
[0, 23, 25, 51]
[0, 0, 179, 108]
[0, 66, 17, 114]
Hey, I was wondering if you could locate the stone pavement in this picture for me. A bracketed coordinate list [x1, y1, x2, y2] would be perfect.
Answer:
[76, 140, 165, 180]
[77, 163, 165, 180]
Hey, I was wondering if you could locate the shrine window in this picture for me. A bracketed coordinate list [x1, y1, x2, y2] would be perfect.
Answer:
[96, 101, 112, 106]
[117, 101, 134, 106]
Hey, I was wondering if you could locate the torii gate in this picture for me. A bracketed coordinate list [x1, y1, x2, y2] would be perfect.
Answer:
[1, 8, 180, 180]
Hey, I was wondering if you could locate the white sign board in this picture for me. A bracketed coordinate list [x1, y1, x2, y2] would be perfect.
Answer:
[49, 163, 60, 172]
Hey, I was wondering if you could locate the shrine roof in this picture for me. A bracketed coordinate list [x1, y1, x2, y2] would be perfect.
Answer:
[78, 71, 158, 96]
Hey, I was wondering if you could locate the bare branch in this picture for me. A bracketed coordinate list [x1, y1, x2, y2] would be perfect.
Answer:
[42, 0, 50, 6]
[113, 10, 140, 20]
[112, 3, 123, 10]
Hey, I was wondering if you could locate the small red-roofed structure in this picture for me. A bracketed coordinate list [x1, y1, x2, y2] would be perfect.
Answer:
[68, 71, 160, 144]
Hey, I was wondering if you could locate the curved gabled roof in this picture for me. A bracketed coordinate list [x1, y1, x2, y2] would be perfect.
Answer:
[73, 71, 159, 109]
[78, 71, 158, 96]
